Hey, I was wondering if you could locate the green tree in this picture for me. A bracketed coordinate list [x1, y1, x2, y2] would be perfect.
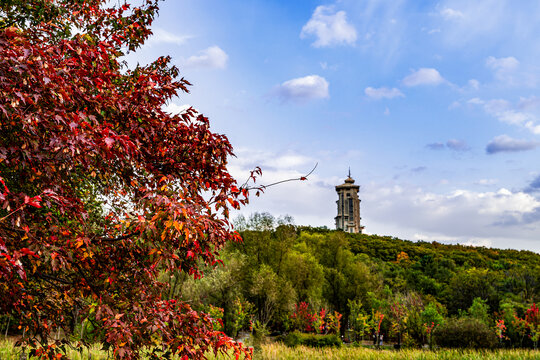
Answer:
[348, 299, 370, 342]
[421, 303, 444, 349]
[498, 300, 527, 347]
[179, 252, 249, 337]
[446, 268, 497, 314]
[505, 266, 539, 303]
[468, 297, 490, 325]
[388, 294, 408, 347]
[401, 292, 425, 347]
[282, 250, 324, 306]
[344, 257, 384, 307]
[249, 264, 296, 327]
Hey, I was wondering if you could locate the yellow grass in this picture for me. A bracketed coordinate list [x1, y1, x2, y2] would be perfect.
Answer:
[0, 339, 108, 360]
[259, 343, 539, 360]
[2, 339, 538, 359]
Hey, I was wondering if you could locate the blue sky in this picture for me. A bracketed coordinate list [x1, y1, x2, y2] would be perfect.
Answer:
[126, 0, 540, 252]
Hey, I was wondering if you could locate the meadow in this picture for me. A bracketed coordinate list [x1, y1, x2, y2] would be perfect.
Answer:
[2, 340, 539, 360]
[259, 343, 539, 360]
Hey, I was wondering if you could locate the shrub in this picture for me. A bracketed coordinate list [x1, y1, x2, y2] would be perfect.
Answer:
[289, 302, 343, 335]
[282, 331, 342, 348]
[206, 304, 225, 331]
[434, 318, 498, 349]
[289, 302, 317, 333]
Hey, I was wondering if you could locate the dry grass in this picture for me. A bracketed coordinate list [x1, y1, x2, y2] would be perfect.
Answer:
[2, 339, 538, 359]
[259, 343, 539, 360]
[0, 339, 108, 359]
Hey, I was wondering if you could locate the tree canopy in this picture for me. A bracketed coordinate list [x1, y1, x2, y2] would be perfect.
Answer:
[0, 1, 251, 358]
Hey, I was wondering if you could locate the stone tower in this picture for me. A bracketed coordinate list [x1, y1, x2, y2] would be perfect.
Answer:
[335, 170, 363, 233]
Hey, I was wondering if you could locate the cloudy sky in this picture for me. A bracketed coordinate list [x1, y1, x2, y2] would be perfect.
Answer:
[125, 0, 540, 252]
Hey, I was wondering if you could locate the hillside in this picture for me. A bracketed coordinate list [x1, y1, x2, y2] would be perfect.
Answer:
[174, 216, 540, 348]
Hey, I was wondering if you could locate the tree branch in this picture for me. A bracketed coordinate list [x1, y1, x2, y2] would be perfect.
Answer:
[244, 162, 318, 191]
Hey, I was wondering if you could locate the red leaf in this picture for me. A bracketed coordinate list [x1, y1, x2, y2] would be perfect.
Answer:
[104, 137, 115, 148]
[25, 195, 42, 208]
[20, 248, 39, 258]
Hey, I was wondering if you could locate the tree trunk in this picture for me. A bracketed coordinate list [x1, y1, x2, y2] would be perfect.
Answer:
[4, 316, 10, 339]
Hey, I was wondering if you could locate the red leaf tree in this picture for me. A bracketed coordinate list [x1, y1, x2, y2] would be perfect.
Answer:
[0, 1, 251, 358]
[525, 303, 540, 349]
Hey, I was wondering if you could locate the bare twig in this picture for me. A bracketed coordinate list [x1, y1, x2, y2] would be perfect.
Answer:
[239, 166, 262, 190]
[244, 162, 318, 191]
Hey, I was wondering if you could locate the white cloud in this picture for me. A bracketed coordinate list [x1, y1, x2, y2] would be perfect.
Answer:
[274, 75, 329, 103]
[457, 79, 480, 93]
[476, 179, 498, 186]
[486, 56, 519, 72]
[230, 148, 316, 174]
[484, 99, 530, 125]
[519, 96, 540, 111]
[486, 135, 539, 154]
[184, 46, 228, 69]
[446, 139, 470, 151]
[440, 7, 465, 20]
[467, 97, 484, 105]
[319, 62, 338, 71]
[432, 1, 508, 47]
[265, 154, 313, 170]
[426, 139, 469, 151]
[364, 183, 540, 250]
[164, 103, 191, 115]
[413, 233, 493, 248]
[364, 87, 404, 100]
[148, 28, 192, 46]
[300, 5, 357, 47]
[402, 68, 445, 87]
[486, 56, 520, 84]
[384, 107, 390, 116]
[468, 97, 540, 134]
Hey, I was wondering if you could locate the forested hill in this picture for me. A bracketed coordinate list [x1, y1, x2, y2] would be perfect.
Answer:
[300, 227, 540, 314]
[176, 215, 539, 346]
[344, 230, 540, 272]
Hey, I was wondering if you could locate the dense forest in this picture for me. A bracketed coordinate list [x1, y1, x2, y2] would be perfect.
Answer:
[173, 213, 540, 349]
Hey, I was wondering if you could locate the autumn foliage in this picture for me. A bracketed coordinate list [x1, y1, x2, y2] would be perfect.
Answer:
[524, 303, 540, 349]
[289, 302, 341, 335]
[0, 0, 251, 358]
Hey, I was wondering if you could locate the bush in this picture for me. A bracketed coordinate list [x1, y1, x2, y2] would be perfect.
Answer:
[433, 318, 498, 349]
[282, 331, 342, 348]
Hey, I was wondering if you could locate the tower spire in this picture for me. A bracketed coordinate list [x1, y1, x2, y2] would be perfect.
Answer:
[335, 171, 363, 234]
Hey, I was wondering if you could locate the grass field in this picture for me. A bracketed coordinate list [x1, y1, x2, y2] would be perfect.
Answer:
[259, 343, 539, 360]
[1, 339, 539, 359]
[0, 339, 109, 360]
